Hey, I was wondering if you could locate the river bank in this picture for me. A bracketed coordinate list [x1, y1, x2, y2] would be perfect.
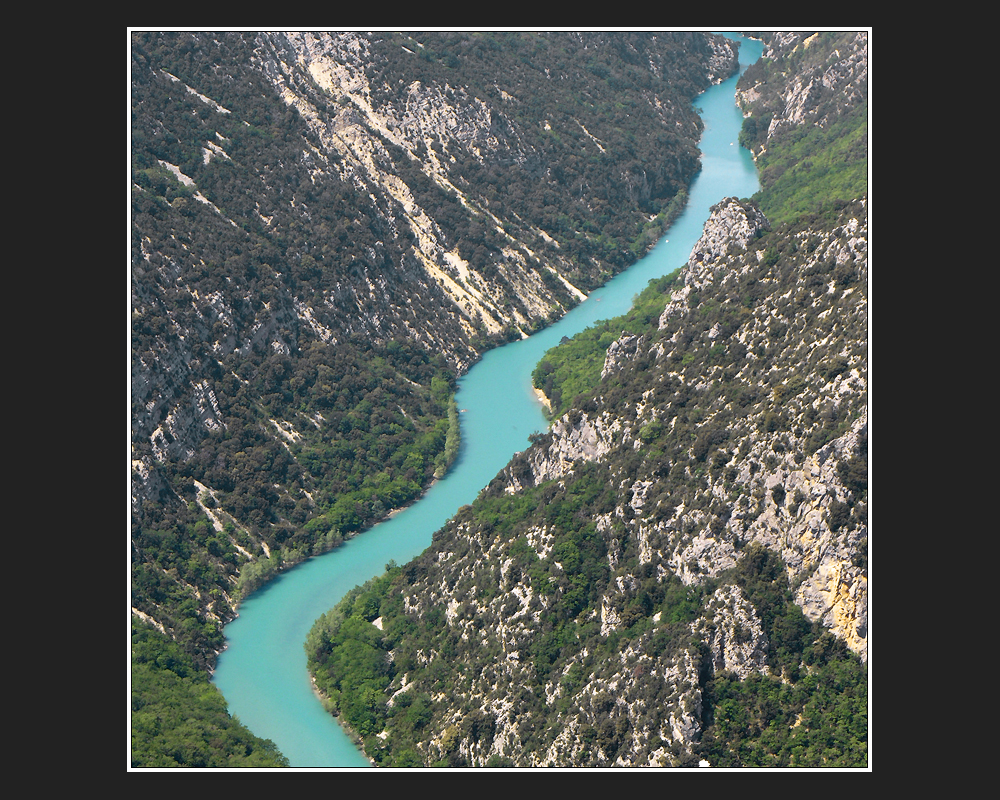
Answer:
[212, 33, 764, 768]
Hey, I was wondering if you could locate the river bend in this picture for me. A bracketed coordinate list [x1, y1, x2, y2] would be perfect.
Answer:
[212, 33, 763, 768]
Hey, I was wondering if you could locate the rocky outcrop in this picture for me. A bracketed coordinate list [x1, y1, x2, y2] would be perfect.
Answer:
[498, 196, 868, 663]
[601, 333, 643, 379]
[736, 32, 868, 155]
[507, 410, 625, 489]
[697, 585, 769, 680]
[657, 197, 769, 327]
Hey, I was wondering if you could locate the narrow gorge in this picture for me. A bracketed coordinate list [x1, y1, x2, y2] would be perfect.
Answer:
[131, 31, 868, 769]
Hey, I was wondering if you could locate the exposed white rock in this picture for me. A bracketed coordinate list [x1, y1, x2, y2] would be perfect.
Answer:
[250, 31, 579, 342]
[696, 585, 769, 679]
[736, 32, 868, 154]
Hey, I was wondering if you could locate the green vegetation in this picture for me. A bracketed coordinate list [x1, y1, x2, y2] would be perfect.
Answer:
[696, 547, 868, 767]
[699, 640, 868, 768]
[532, 270, 683, 418]
[131, 621, 288, 767]
[737, 32, 868, 226]
[751, 103, 868, 226]
[437, 397, 461, 479]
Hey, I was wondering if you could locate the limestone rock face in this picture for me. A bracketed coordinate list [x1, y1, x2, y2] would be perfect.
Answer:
[737, 413, 869, 660]
[527, 411, 624, 484]
[688, 198, 770, 271]
[697, 585, 770, 680]
[602, 333, 643, 379]
[658, 197, 770, 328]
[736, 31, 868, 154]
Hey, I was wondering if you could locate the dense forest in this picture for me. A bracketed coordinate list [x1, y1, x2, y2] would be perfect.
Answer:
[132, 623, 289, 766]
[305, 31, 868, 768]
[130, 30, 742, 767]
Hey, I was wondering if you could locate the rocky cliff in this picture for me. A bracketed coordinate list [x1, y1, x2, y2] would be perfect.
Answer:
[736, 31, 868, 156]
[512, 198, 867, 660]
[313, 197, 867, 767]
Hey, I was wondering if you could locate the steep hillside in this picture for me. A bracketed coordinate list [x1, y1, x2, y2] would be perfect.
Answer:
[130, 31, 737, 667]
[306, 31, 869, 768]
[129, 30, 742, 767]
[736, 31, 868, 225]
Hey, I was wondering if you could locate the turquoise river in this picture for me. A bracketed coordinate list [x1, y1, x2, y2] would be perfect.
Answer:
[212, 33, 764, 768]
